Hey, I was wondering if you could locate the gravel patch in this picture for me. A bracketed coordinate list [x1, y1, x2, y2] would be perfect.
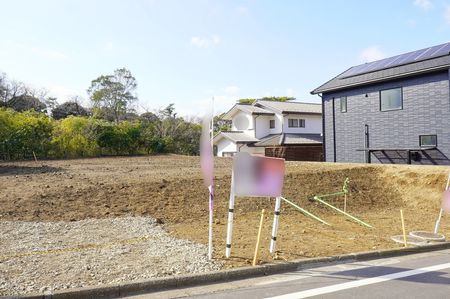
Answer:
[0, 217, 222, 296]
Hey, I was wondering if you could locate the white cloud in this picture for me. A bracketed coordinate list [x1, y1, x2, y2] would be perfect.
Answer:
[445, 5, 450, 25]
[237, 5, 248, 14]
[359, 46, 386, 63]
[190, 35, 221, 48]
[211, 35, 221, 45]
[413, 0, 432, 10]
[190, 37, 209, 48]
[224, 85, 239, 94]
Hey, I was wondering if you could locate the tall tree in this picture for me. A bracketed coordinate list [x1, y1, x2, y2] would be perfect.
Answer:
[213, 113, 231, 133]
[87, 68, 137, 123]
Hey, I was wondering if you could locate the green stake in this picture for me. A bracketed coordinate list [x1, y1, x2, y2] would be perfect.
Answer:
[280, 197, 331, 226]
[313, 196, 373, 228]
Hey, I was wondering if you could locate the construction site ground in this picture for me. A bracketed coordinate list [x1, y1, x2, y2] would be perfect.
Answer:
[1, 155, 449, 295]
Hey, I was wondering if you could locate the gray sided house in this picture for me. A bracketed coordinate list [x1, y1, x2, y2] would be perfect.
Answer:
[312, 42, 450, 165]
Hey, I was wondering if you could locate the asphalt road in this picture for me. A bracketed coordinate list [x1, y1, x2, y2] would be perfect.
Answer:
[128, 249, 450, 299]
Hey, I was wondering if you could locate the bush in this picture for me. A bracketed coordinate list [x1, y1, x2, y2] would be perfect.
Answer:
[51, 117, 102, 158]
[0, 108, 53, 160]
[0, 108, 203, 161]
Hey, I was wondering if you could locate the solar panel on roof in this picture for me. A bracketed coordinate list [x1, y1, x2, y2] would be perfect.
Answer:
[429, 43, 450, 57]
[384, 54, 403, 68]
[364, 58, 391, 73]
[395, 50, 422, 65]
[339, 42, 450, 79]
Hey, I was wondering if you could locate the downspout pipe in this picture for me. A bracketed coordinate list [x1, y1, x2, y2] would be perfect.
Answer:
[317, 93, 326, 162]
[253, 114, 260, 139]
[332, 97, 336, 162]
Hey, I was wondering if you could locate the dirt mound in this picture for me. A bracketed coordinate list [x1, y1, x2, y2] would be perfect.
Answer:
[1, 156, 449, 268]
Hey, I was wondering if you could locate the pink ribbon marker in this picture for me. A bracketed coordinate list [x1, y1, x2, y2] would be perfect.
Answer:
[442, 189, 450, 213]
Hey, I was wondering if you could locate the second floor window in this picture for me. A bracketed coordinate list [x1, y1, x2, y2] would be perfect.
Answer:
[269, 119, 275, 129]
[288, 118, 305, 128]
[380, 87, 402, 111]
[340, 96, 347, 113]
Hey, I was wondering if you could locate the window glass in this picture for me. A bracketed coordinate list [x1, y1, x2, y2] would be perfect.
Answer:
[340, 97, 347, 113]
[420, 135, 437, 147]
[380, 88, 402, 111]
[269, 119, 275, 129]
[299, 119, 305, 128]
[288, 119, 298, 127]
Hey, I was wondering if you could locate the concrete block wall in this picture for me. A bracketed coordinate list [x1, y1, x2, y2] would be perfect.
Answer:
[322, 71, 450, 164]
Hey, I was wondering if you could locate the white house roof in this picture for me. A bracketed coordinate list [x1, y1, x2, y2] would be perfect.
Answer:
[222, 104, 274, 120]
[213, 131, 259, 144]
[255, 100, 322, 115]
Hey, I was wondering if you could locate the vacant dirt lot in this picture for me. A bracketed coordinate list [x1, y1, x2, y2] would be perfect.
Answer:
[1, 155, 449, 294]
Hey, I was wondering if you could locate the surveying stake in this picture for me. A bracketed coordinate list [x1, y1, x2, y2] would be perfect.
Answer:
[225, 172, 236, 258]
[269, 197, 282, 254]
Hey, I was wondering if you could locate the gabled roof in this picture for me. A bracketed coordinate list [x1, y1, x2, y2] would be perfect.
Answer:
[222, 104, 274, 120]
[312, 42, 450, 94]
[253, 133, 322, 147]
[255, 100, 322, 115]
[213, 131, 259, 144]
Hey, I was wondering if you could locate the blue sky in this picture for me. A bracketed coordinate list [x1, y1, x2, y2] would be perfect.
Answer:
[0, 0, 449, 116]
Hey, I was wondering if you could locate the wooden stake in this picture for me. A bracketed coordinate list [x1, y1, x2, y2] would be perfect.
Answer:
[400, 209, 407, 247]
[252, 209, 265, 266]
[344, 193, 347, 213]
[32, 151, 38, 163]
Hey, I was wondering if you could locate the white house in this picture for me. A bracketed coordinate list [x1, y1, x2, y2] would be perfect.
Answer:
[213, 100, 323, 160]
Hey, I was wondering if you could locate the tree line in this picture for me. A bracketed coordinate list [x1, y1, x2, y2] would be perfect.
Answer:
[0, 68, 204, 160]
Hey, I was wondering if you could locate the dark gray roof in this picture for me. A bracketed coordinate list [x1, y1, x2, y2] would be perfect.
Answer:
[312, 43, 450, 94]
[253, 133, 322, 147]
[252, 134, 282, 146]
[255, 100, 321, 114]
[213, 131, 259, 143]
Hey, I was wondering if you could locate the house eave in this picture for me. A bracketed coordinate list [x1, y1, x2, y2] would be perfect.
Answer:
[282, 111, 322, 115]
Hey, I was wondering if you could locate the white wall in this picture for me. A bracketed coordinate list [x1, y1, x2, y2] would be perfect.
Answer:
[282, 114, 322, 134]
[216, 138, 266, 157]
[231, 111, 254, 136]
[216, 138, 237, 157]
[255, 115, 269, 139]
[254, 115, 282, 138]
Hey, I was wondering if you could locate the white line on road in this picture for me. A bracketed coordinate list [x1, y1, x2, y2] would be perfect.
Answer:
[265, 262, 450, 299]
[256, 258, 400, 286]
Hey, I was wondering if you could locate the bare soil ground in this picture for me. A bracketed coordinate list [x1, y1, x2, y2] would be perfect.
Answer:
[1, 155, 450, 291]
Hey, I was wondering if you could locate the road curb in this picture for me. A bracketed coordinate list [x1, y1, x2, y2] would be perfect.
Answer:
[10, 242, 450, 299]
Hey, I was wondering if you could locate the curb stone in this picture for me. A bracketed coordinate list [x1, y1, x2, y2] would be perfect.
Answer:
[7, 241, 450, 299]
